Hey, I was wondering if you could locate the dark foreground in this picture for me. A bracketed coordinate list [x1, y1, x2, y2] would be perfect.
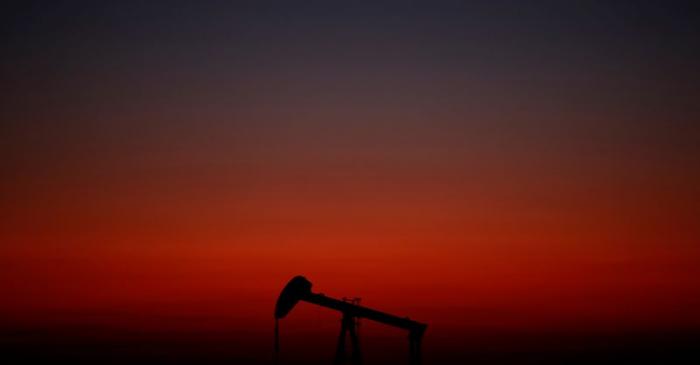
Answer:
[2, 326, 699, 365]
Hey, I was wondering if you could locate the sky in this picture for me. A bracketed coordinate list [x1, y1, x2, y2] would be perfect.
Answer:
[2, 1, 700, 363]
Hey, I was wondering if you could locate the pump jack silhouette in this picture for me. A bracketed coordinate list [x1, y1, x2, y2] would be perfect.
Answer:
[274, 276, 427, 364]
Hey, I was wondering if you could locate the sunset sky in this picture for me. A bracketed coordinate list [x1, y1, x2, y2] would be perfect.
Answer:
[2, 1, 699, 363]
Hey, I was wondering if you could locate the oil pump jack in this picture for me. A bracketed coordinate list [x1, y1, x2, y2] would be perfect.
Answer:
[274, 276, 427, 364]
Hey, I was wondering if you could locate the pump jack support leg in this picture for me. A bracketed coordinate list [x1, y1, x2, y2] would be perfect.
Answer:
[334, 315, 349, 364]
[348, 316, 361, 364]
[409, 331, 422, 365]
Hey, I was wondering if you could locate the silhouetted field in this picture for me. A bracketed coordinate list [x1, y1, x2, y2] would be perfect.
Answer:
[2, 326, 698, 364]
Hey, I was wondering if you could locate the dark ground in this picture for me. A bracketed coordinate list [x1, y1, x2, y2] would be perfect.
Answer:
[2, 326, 698, 364]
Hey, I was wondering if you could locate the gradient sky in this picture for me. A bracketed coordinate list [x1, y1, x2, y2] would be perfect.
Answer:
[2, 1, 700, 363]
